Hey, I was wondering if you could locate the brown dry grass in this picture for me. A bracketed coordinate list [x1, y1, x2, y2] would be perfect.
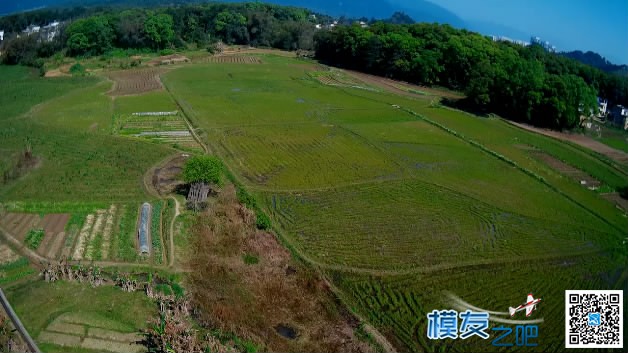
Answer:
[187, 185, 374, 353]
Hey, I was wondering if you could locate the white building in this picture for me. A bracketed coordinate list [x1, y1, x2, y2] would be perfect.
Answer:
[491, 35, 529, 47]
[0, 31, 4, 41]
[611, 105, 628, 130]
[41, 21, 60, 42]
[597, 97, 608, 118]
[23, 24, 41, 35]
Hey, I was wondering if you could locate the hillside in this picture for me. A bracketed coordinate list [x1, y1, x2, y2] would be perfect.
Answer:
[561, 50, 628, 76]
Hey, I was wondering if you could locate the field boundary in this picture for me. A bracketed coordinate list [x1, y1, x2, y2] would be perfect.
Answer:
[500, 117, 628, 176]
[160, 77, 209, 154]
[401, 107, 626, 235]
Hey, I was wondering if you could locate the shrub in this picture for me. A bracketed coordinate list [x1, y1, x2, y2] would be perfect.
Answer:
[242, 253, 259, 265]
[171, 282, 184, 298]
[69, 63, 86, 76]
[155, 283, 173, 296]
[24, 228, 45, 250]
[160, 48, 175, 56]
[255, 212, 271, 230]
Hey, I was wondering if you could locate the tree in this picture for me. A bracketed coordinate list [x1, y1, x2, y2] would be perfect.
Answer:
[182, 156, 224, 186]
[65, 16, 114, 56]
[67, 33, 89, 56]
[144, 14, 175, 49]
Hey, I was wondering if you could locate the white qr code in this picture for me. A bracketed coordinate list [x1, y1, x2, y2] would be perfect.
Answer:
[565, 290, 623, 348]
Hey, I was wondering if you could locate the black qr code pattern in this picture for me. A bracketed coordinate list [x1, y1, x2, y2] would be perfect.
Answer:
[566, 292, 622, 347]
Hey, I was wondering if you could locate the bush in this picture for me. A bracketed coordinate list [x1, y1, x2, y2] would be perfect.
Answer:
[160, 48, 175, 56]
[155, 283, 173, 296]
[242, 253, 259, 265]
[255, 212, 271, 230]
[69, 63, 86, 76]
[25, 228, 45, 250]
[619, 186, 628, 200]
[171, 282, 184, 298]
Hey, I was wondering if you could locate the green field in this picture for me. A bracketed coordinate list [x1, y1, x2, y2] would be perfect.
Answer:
[1, 54, 626, 352]
[5, 280, 155, 353]
[162, 54, 627, 352]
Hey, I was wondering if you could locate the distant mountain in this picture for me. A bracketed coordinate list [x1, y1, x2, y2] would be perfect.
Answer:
[384, 11, 415, 25]
[1, 0, 465, 27]
[561, 50, 628, 75]
[263, 0, 465, 27]
[0, 1, 52, 15]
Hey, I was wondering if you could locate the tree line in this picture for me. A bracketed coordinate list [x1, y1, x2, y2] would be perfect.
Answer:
[314, 23, 628, 130]
[0, 2, 328, 65]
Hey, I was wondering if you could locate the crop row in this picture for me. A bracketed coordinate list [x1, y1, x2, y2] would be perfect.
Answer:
[151, 201, 163, 264]
[264, 178, 614, 271]
[333, 254, 619, 352]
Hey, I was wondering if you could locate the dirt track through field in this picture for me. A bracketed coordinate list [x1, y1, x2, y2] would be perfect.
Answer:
[343, 69, 464, 100]
[508, 121, 628, 166]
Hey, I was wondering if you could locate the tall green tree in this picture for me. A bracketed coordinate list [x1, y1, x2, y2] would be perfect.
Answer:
[144, 13, 175, 49]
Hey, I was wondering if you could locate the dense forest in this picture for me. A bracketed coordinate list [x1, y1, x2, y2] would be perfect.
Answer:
[1, 2, 627, 130]
[314, 23, 628, 129]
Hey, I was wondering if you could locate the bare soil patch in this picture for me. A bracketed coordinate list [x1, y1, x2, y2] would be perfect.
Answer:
[531, 151, 601, 188]
[82, 337, 145, 353]
[0, 244, 20, 264]
[218, 46, 296, 57]
[509, 121, 628, 166]
[601, 193, 628, 212]
[0, 213, 41, 241]
[44, 64, 72, 78]
[41, 214, 70, 233]
[151, 154, 189, 195]
[106, 68, 166, 96]
[344, 69, 465, 100]
[87, 327, 140, 343]
[187, 185, 375, 353]
[147, 54, 190, 66]
[38, 331, 82, 347]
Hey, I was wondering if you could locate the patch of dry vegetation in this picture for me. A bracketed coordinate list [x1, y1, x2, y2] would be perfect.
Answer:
[187, 185, 374, 352]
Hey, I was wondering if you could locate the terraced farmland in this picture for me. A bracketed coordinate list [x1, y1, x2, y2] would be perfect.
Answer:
[162, 55, 627, 352]
[107, 68, 166, 96]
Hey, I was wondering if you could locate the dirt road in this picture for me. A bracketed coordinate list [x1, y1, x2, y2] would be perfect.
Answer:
[508, 121, 628, 166]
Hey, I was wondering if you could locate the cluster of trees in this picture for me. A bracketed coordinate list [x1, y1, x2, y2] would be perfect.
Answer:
[314, 23, 628, 129]
[1, 2, 327, 63]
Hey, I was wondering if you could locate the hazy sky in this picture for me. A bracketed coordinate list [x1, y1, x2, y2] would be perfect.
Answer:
[394, 0, 628, 64]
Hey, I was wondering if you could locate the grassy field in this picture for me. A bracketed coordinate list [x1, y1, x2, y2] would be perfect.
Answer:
[5, 280, 155, 353]
[162, 55, 627, 352]
[0, 65, 174, 202]
[1, 53, 626, 352]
